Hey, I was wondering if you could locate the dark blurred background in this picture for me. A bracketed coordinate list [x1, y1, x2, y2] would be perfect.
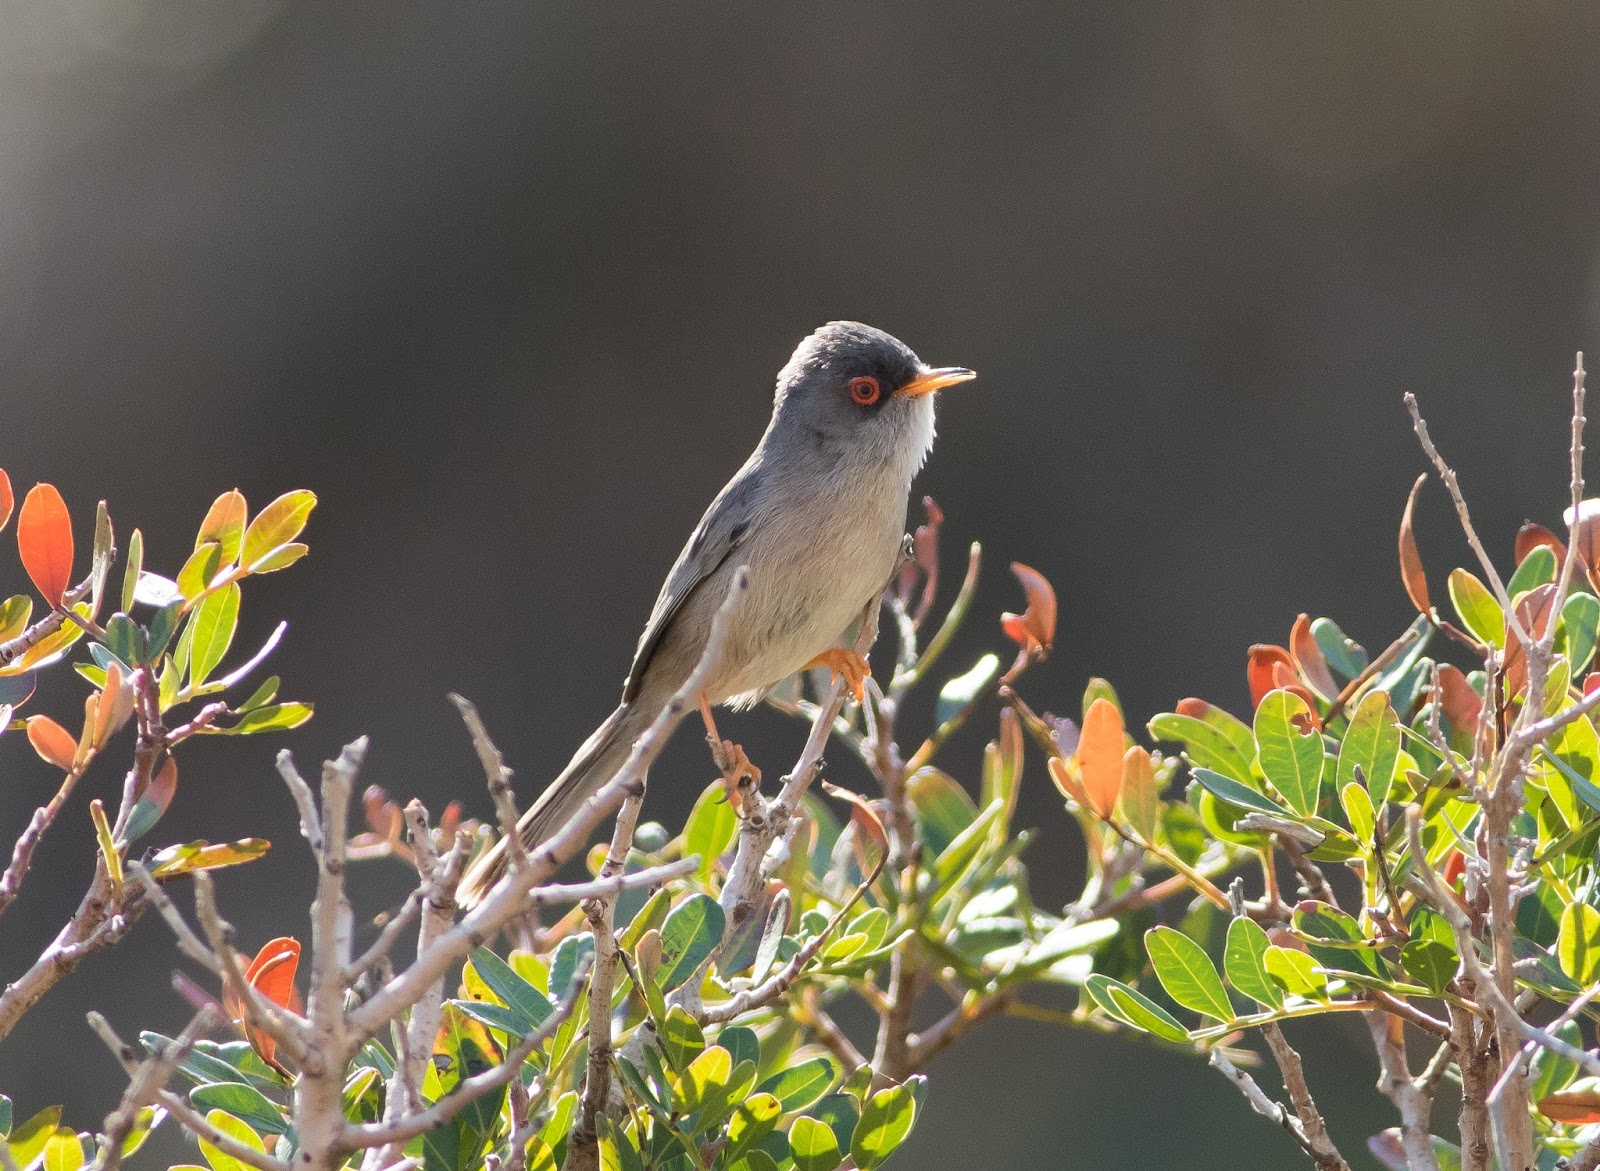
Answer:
[0, 1, 1597, 1165]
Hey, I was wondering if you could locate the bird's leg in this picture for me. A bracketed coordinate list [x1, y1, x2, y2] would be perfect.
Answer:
[700, 693, 761, 804]
[804, 647, 871, 702]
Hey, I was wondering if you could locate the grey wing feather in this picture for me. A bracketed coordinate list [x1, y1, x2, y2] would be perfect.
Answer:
[621, 468, 759, 703]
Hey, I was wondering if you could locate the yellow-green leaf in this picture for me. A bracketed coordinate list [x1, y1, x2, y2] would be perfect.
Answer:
[1560, 903, 1600, 984]
[1449, 568, 1505, 648]
[241, 491, 316, 571]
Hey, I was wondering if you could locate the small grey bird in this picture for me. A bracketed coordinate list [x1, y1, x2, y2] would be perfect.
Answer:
[457, 322, 974, 906]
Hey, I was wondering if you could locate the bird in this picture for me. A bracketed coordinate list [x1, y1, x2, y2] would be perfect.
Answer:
[456, 321, 974, 907]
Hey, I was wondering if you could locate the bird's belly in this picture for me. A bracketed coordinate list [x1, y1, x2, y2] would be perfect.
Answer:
[707, 510, 902, 705]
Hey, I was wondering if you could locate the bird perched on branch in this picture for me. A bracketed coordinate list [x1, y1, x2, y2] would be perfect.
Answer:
[457, 321, 974, 906]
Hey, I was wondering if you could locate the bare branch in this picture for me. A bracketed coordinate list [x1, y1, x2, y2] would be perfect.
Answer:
[89, 1006, 220, 1171]
[450, 693, 531, 877]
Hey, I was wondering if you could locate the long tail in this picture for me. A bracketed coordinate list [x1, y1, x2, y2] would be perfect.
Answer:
[457, 702, 655, 908]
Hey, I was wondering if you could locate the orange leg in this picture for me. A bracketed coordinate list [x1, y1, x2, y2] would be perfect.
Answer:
[805, 647, 871, 702]
[699, 693, 760, 795]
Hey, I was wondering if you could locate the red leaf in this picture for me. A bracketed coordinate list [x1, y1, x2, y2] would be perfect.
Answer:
[1247, 645, 1294, 708]
[1399, 473, 1431, 615]
[1442, 849, 1466, 888]
[0, 469, 12, 534]
[1585, 672, 1600, 698]
[1436, 664, 1482, 738]
[25, 715, 76, 772]
[227, 936, 303, 1068]
[1076, 698, 1124, 818]
[17, 484, 73, 606]
[1502, 583, 1559, 697]
[1289, 613, 1338, 699]
[1001, 562, 1056, 653]
[1538, 1089, 1600, 1124]
[147, 756, 178, 815]
[1267, 927, 1308, 953]
[439, 801, 463, 836]
[1516, 521, 1567, 567]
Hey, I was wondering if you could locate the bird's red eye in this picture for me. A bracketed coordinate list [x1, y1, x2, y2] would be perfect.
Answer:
[849, 376, 881, 405]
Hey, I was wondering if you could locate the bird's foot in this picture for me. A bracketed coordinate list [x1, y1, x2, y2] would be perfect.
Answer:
[805, 647, 870, 702]
[712, 740, 762, 812]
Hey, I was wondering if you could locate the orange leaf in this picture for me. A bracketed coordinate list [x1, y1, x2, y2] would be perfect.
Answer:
[1585, 672, 1600, 698]
[1399, 473, 1430, 615]
[227, 936, 303, 1069]
[147, 756, 178, 814]
[1442, 849, 1466, 888]
[1538, 1089, 1600, 1124]
[17, 484, 74, 606]
[0, 469, 12, 534]
[1047, 755, 1089, 808]
[1503, 583, 1559, 697]
[1076, 698, 1124, 818]
[92, 662, 123, 750]
[1247, 645, 1294, 708]
[1001, 562, 1056, 653]
[1516, 520, 1567, 567]
[1436, 664, 1482, 738]
[25, 715, 76, 772]
[1289, 613, 1338, 699]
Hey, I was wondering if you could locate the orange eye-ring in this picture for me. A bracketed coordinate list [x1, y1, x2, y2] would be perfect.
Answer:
[849, 376, 881, 405]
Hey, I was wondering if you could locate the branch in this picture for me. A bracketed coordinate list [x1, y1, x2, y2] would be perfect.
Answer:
[1259, 1023, 1351, 1171]
[348, 568, 750, 1041]
[88, 1006, 220, 1171]
[1210, 1047, 1348, 1170]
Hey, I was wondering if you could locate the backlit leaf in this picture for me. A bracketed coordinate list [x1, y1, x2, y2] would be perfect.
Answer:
[1145, 925, 1233, 1021]
[26, 715, 76, 771]
[1223, 916, 1282, 1009]
[1148, 701, 1257, 786]
[188, 583, 240, 686]
[1289, 613, 1337, 698]
[683, 781, 738, 879]
[1448, 568, 1504, 648]
[198, 1109, 265, 1171]
[197, 490, 247, 566]
[1254, 689, 1324, 817]
[1538, 1088, 1600, 1125]
[1117, 747, 1159, 841]
[240, 491, 316, 571]
[789, 1117, 842, 1171]
[18, 484, 73, 606]
[757, 1054, 838, 1112]
[657, 894, 724, 992]
[1399, 473, 1430, 614]
[1083, 974, 1189, 1042]
[1076, 698, 1124, 817]
[120, 530, 143, 613]
[850, 1081, 919, 1171]
[1336, 690, 1400, 807]
[1000, 562, 1055, 653]
[0, 470, 11, 533]
[1559, 903, 1600, 984]
[148, 838, 271, 879]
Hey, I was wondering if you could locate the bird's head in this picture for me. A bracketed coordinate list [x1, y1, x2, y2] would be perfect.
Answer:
[770, 321, 975, 476]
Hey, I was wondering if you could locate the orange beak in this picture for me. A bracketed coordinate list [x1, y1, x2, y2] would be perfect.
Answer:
[898, 365, 977, 398]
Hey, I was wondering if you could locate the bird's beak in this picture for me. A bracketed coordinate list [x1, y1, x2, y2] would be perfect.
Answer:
[898, 366, 977, 398]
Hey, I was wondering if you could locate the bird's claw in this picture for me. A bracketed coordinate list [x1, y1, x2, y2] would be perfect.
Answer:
[805, 648, 871, 702]
[712, 740, 762, 812]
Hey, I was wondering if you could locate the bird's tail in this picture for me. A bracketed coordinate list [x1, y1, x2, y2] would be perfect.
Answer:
[456, 702, 654, 908]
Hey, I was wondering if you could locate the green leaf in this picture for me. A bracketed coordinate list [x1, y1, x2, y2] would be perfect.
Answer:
[789, 1117, 843, 1171]
[1263, 946, 1326, 998]
[198, 1110, 265, 1171]
[905, 768, 977, 856]
[1254, 689, 1324, 816]
[1144, 926, 1234, 1021]
[42, 1128, 82, 1171]
[683, 782, 737, 880]
[146, 600, 183, 663]
[1509, 545, 1557, 597]
[756, 1054, 839, 1112]
[1448, 568, 1505, 648]
[188, 1084, 287, 1136]
[188, 583, 240, 687]
[1147, 706, 1257, 787]
[219, 703, 314, 736]
[657, 894, 725, 991]
[1339, 783, 1375, 845]
[1189, 768, 1289, 817]
[850, 1081, 919, 1171]
[1530, 1020, 1585, 1100]
[1399, 939, 1457, 996]
[1223, 916, 1283, 1009]
[660, 1006, 705, 1072]
[90, 500, 113, 616]
[241, 491, 317, 570]
[469, 947, 553, 1032]
[7, 1107, 60, 1169]
[718, 1024, 760, 1071]
[1559, 902, 1600, 984]
[1082, 974, 1190, 1042]
[1294, 902, 1383, 977]
[1559, 592, 1600, 674]
[929, 799, 1004, 901]
[1311, 617, 1367, 680]
[678, 1045, 732, 1116]
[1336, 690, 1401, 807]
[176, 543, 222, 604]
[120, 530, 142, 614]
[248, 543, 308, 575]
[935, 654, 999, 726]
[0, 1095, 10, 1138]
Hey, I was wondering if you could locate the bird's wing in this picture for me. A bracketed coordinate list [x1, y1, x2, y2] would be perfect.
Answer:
[621, 467, 758, 704]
